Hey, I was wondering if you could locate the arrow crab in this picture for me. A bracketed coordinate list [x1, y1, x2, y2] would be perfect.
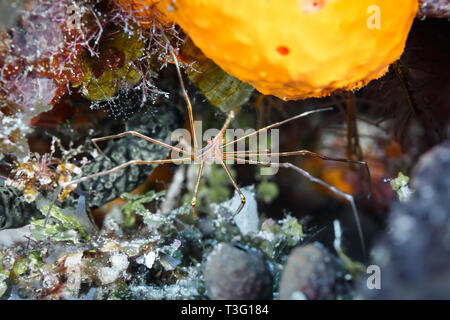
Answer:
[62, 46, 372, 254]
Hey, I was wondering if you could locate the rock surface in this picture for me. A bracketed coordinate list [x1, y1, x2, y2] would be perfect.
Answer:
[360, 140, 450, 299]
[0, 183, 40, 230]
[418, 0, 450, 19]
[204, 243, 273, 300]
[80, 102, 182, 208]
[231, 186, 259, 236]
[279, 243, 338, 300]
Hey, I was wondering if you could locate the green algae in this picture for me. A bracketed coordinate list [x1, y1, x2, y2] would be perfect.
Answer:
[79, 29, 145, 101]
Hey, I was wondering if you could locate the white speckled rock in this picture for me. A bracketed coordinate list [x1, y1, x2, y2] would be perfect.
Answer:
[231, 186, 259, 236]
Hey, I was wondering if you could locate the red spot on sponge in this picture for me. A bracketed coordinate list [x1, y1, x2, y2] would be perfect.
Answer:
[276, 46, 290, 56]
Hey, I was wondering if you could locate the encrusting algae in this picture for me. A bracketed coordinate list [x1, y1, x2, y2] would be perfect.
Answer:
[79, 29, 145, 101]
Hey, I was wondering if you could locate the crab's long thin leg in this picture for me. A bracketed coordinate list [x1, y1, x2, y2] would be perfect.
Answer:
[225, 156, 366, 257]
[167, 45, 199, 152]
[226, 149, 372, 198]
[44, 185, 62, 226]
[222, 107, 333, 149]
[218, 159, 246, 220]
[199, 111, 236, 157]
[63, 157, 191, 187]
[223, 149, 270, 156]
[91, 131, 191, 158]
[191, 160, 205, 218]
[219, 110, 236, 135]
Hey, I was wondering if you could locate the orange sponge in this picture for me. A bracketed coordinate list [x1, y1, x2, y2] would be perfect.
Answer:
[121, 0, 419, 100]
